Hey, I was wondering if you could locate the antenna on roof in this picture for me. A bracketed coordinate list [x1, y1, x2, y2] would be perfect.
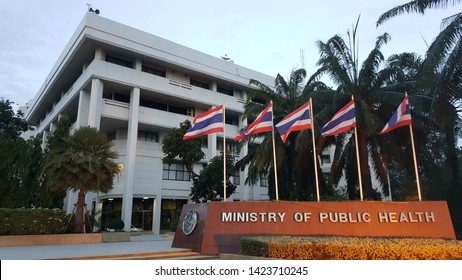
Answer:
[87, 3, 100, 14]
[221, 54, 231, 61]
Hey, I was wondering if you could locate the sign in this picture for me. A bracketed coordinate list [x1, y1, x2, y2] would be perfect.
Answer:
[172, 201, 456, 255]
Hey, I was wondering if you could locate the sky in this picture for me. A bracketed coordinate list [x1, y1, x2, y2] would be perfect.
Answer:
[0, 0, 460, 110]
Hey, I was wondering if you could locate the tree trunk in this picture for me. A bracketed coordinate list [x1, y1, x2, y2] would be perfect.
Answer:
[358, 131, 373, 199]
[74, 189, 87, 233]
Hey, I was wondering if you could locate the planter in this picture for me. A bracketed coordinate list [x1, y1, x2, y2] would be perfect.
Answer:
[102, 232, 130, 242]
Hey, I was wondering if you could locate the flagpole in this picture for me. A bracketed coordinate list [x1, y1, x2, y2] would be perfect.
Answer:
[409, 123, 422, 201]
[270, 101, 279, 201]
[223, 103, 227, 202]
[310, 98, 320, 202]
[352, 96, 364, 201]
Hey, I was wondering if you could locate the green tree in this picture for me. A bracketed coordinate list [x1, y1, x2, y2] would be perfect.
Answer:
[378, 0, 462, 189]
[0, 98, 43, 208]
[162, 120, 238, 201]
[378, 1, 462, 235]
[162, 120, 205, 176]
[42, 126, 119, 233]
[190, 154, 237, 202]
[236, 68, 330, 200]
[310, 20, 410, 200]
[40, 114, 73, 208]
[0, 98, 29, 139]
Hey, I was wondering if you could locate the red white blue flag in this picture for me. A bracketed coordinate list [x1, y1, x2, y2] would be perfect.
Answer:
[320, 100, 356, 137]
[235, 103, 273, 141]
[379, 95, 412, 134]
[276, 101, 312, 143]
[183, 105, 224, 140]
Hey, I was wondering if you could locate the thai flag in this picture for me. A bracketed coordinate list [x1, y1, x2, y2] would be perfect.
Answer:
[379, 95, 412, 134]
[320, 100, 356, 137]
[183, 105, 224, 140]
[276, 101, 312, 143]
[235, 103, 273, 141]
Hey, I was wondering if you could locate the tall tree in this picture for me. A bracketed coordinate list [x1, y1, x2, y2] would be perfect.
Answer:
[310, 19, 408, 200]
[162, 120, 205, 177]
[236, 69, 330, 200]
[162, 120, 238, 200]
[377, 0, 462, 186]
[190, 154, 237, 202]
[0, 98, 42, 208]
[40, 114, 73, 208]
[42, 126, 119, 233]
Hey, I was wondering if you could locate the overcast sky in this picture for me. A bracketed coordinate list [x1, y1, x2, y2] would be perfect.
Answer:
[0, 0, 460, 110]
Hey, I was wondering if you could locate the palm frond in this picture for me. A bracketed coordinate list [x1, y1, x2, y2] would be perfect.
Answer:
[377, 0, 461, 26]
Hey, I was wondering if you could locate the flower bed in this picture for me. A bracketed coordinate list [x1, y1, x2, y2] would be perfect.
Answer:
[241, 236, 462, 260]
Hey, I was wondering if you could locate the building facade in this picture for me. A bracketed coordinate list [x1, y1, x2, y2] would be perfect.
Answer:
[25, 14, 379, 234]
[25, 13, 280, 233]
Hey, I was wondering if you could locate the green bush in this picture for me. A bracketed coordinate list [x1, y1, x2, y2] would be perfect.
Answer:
[107, 218, 124, 231]
[0, 208, 67, 235]
[241, 236, 462, 260]
[170, 218, 179, 232]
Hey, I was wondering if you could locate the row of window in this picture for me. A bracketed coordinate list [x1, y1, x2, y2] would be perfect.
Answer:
[105, 53, 240, 98]
[161, 163, 255, 186]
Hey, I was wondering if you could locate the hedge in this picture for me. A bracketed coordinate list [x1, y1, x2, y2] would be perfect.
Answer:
[0, 208, 67, 235]
[241, 236, 462, 260]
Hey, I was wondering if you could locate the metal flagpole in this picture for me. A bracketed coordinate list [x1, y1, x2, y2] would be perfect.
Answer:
[270, 101, 279, 201]
[352, 96, 364, 201]
[310, 98, 321, 202]
[223, 103, 227, 201]
[409, 123, 422, 201]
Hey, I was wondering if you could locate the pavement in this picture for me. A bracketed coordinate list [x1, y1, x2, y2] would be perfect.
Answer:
[0, 233, 182, 260]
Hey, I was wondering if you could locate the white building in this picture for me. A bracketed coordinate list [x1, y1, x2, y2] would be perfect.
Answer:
[24, 13, 281, 234]
[25, 13, 380, 234]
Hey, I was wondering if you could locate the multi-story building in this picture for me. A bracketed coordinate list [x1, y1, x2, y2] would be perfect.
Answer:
[25, 13, 381, 234]
[24, 13, 280, 234]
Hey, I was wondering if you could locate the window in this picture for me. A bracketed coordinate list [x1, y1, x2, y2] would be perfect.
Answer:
[138, 131, 159, 142]
[232, 169, 240, 185]
[107, 131, 116, 141]
[140, 98, 168, 111]
[106, 54, 133, 68]
[217, 141, 238, 156]
[321, 154, 331, 164]
[163, 163, 190, 181]
[260, 174, 269, 188]
[142, 65, 166, 77]
[190, 79, 209, 90]
[217, 85, 234, 96]
[112, 92, 130, 103]
[225, 115, 239, 126]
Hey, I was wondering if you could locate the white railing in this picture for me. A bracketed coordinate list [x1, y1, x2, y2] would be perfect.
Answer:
[104, 99, 130, 109]
[168, 79, 192, 90]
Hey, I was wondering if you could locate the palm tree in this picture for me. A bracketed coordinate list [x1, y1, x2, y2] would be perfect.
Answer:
[42, 126, 119, 233]
[378, 0, 462, 188]
[236, 68, 330, 200]
[310, 19, 408, 200]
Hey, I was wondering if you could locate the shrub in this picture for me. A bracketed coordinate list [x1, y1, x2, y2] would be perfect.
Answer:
[170, 217, 179, 232]
[0, 208, 67, 235]
[241, 236, 462, 260]
[107, 218, 124, 231]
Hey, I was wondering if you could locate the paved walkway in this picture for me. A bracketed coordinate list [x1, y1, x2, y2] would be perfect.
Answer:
[0, 233, 179, 260]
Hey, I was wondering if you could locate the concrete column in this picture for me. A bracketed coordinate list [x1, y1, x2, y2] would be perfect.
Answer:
[152, 195, 161, 235]
[134, 58, 142, 71]
[76, 90, 90, 128]
[88, 79, 103, 129]
[211, 81, 217, 92]
[239, 116, 250, 200]
[121, 87, 140, 231]
[41, 128, 49, 150]
[95, 47, 105, 61]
